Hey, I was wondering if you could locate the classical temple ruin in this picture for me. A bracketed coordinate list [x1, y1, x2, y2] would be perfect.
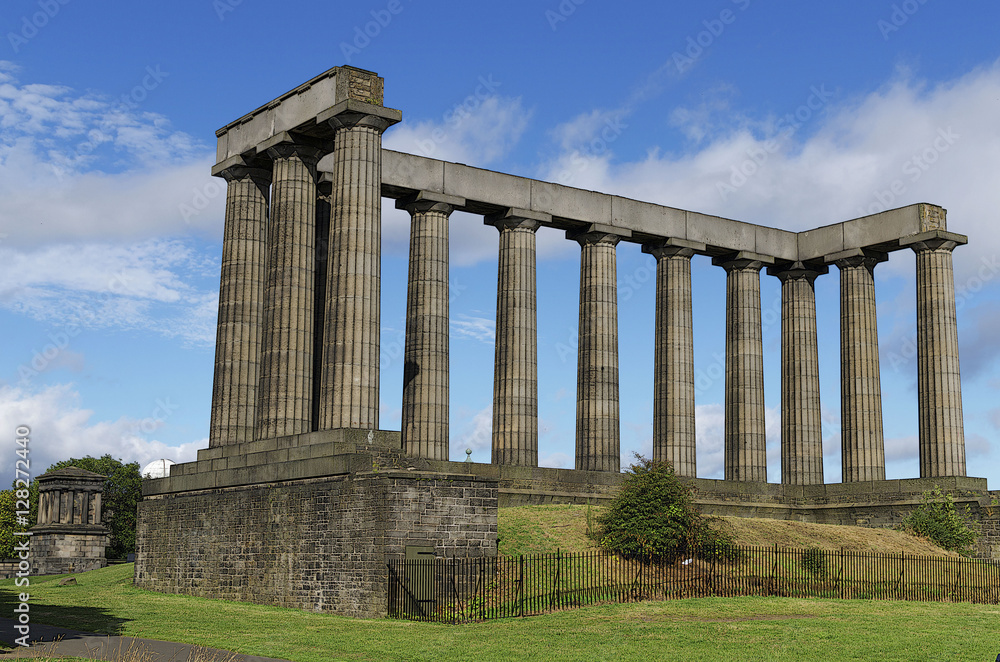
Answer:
[136, 65, 998, 617]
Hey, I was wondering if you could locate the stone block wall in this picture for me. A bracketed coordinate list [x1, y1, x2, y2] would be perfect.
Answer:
[30, 526, 108, 575]
[136, 469, 497, 618]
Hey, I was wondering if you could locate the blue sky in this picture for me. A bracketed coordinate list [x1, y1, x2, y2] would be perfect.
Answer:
[1, 0, 998, 487]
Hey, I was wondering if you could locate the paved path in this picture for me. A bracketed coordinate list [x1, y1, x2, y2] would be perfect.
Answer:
[0, 617, 292, 661]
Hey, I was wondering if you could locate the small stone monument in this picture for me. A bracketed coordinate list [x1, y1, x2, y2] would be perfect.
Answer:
[31, 467, 109, 575]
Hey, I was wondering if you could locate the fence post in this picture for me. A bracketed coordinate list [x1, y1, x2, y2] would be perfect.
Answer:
[519, 555, 525, 617]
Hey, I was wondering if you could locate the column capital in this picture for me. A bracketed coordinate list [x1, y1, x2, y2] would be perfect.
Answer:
[900, 230, 969, 254]
[767, 261, 829, 283]
[827, 248, 889, 270]
[263, 141, 325, 165]
[485, 207, 549, 232]
[712, 250, 774, 272]
[210, 153, 273, 179]
[568, 223, 628, 247]
[318, 99, 402, 134]
[642, 237, 705, 260]
[397, 191, 465, 216]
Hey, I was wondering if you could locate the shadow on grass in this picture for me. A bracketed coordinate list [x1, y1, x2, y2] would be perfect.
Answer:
[0, 589, 129, 639]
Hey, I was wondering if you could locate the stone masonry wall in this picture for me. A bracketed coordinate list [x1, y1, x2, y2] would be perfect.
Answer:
[135, 471, 497, 618]
[31, 529, 108, 575]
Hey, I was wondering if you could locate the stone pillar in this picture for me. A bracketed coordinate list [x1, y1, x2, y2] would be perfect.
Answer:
[572, 227, 626, 473]
[834, 250, 888, 482]
[489, 210, 546, 466]
[255, 142, 323, 440]
[769, 263, 827, 486]
[902, 229, 968, 478]
[713, 253, 772, 482]
[319, 108, 400, 430]
[399, 192, 463, 460]
[209, 164, 270, 447]
[643, 240, 704, 477]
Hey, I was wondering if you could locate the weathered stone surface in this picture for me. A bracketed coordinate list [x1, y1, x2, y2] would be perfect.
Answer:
[209, 165, 270, 447]
[573, 229, 622, 473]
[490, 214, 541, 466]
[836, 251, 887, 482]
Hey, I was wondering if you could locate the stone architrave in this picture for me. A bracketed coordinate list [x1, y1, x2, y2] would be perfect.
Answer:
[713, 252, 772, 482]
[834, 249, 888, 482]
[902, 229, 968, 478]
[319, 107, 400, 431]
[769, 262, 827, 485]
[255, 142, 324, 440]
[572, 227, 626, 473]
[399, 192, 463, 460]
[643, 240, 704, 478]
[488, 210, 547, 467]
[209, 163, 271, 447]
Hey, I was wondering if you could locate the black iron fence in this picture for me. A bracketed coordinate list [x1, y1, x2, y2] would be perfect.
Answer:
[387, 546, 1000, 622]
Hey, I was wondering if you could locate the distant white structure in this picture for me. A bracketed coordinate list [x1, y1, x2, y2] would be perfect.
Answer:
[142, 459, 175, 479]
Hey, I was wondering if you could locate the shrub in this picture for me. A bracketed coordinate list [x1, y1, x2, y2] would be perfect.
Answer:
[595, 454, 737, 563]
[900, 487, 978, 556]
[800, 547, 827, 577]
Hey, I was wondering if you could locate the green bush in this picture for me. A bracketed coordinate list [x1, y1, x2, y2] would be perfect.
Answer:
[800, 547, 827, 577]
[595, 454, 737, 563]
[900, 487, 978, 556]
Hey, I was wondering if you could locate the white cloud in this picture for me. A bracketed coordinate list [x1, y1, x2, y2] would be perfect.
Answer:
[451, 314, 496, 344]
[0, 384, 203, 480]
[453, 405, 492, 458]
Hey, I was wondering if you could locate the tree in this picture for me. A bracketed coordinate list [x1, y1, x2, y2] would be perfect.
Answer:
[3, 455, 142, 560]
[595, 454, 737, 562]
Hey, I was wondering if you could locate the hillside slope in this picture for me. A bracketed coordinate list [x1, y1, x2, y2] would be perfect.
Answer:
[498, 504, 956, 557]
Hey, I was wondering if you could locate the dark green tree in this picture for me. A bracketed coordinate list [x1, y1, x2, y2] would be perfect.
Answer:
[595, 454, 737, 562]
[3, 455, 142, 559]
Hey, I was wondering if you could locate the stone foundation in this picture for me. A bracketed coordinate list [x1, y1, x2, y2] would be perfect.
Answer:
[136, 431, 497, 618]
[31, 525, 108, 575]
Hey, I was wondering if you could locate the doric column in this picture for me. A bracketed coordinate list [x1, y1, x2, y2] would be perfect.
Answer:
[60, 490, 70, 524]
[834, 249, 888, 482]
[713, 252, 772, 482]
[399, 192, 463, 460]
[489, 210, 546, 466]
[902, 230, 968, 478]
[319, 108, 400, 430]
[642, 239, 704, 477]
[572, 226, 627, 473]
[92, 491, 102, 525]
[769, 262, 827, 486]
[208, 163, 270, 447]
[255, 142, 323, 439]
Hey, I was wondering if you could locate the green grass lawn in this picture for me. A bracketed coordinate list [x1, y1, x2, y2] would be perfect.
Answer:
[2, 563, 997, 661]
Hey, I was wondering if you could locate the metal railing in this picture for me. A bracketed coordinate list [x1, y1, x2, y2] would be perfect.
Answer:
[387, 546, 1000, 622]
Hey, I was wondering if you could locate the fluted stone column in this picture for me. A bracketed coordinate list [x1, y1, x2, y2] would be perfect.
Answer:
[835, 250, 887, 482]
[770, 263, 827, 485]
[255, 143, 322, 439]
[903, 231, 968, 478]
[400, 193, 463, 460]
[573, 228, 625, 473]
[489, 211, 545, 466]
[713, 253, 771, 482]
[319, 111, 399, 430]
[643, 240, 704, 477]
[209, 164, 270, 447]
